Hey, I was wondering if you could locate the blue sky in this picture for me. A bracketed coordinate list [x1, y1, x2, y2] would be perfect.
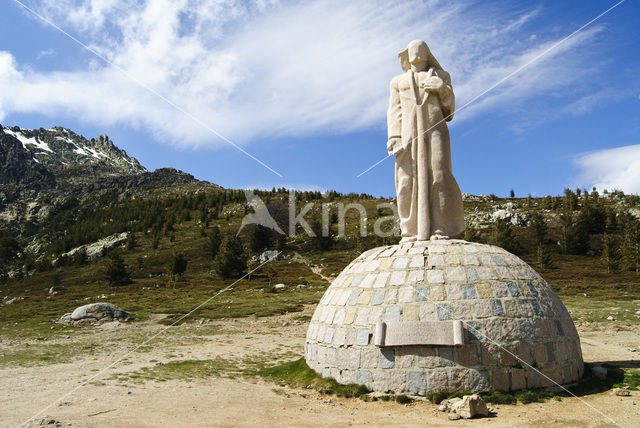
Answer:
[1, 0, 639, 197]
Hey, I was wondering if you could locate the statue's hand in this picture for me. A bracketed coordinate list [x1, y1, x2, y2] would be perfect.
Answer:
[387, 137, 405, 156]
[421, 76, 444, 91]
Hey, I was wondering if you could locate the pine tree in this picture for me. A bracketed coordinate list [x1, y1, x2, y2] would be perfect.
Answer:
[494, 221, 521, 254]
[601, 232, 620, 273]
[509, 189, 515, 198]
[214, 235, 248, 278]
[536, 244, 553, 268]
[207, 226, 222, 259]
[622, 220, 640, 273]
[529, 212, 547, 245]
[126, 232, 137, 250]
[170, 253, 188, 279]
[104, 253, 131, 286]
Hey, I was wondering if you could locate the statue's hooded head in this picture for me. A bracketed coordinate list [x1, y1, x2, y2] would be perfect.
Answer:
[398, 40, 443, 72]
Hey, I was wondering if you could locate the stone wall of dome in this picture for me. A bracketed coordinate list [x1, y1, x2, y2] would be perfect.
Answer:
[304, 240, 583, 394]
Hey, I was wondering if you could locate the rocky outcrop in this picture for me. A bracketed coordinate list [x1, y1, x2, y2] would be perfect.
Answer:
[59, 232, 129, 263]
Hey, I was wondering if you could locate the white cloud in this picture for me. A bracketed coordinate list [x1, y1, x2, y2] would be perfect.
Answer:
[574, 145, 640, 194]
[1, 0, 607, 148]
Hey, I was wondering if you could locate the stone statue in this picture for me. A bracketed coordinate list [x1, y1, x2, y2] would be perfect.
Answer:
[387, 40, 465, 242]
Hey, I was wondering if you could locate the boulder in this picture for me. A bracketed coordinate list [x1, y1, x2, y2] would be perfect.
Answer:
[449, 394, 489, 419]
[274, 283, 286, 290]
[59, 302, 129, 325]
[258, 250, 280, 264]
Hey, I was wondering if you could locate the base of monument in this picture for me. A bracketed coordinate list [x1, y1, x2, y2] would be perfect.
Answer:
[304, 239, 583, 394]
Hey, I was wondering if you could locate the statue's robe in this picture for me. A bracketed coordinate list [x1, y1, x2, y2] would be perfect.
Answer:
[387, 67, 465, 240]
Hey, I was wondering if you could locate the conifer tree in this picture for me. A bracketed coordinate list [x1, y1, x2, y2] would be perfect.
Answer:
[214, 235, 247, 278]
[601, 232, 620, 273]
[536, 244, 553, 268]
[622, 220, 640, 273]
[529, 212, 547, 245]
[207, 226, 222, 259]
[104, 253, 131, 286]
[170, 253, 188, 279]
[494, 220, 521, 254]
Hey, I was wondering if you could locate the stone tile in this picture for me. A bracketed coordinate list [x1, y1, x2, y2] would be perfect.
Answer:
[336, 289, 351, 306]
[415, 286, 429, 301]
[357, 290, 373, 306]
[333, 308, 346, 325]
[364, 259, 381, 272]
[455, 344, 480, 366]
[356, 370, 372, 386]
[468, 301, 491, 318]
[360, 273, 377, 288]
[469, 369, 491, 392]
[355, 328, 370, 346]
[398, 286, 414, 303]
[368, 307, 384, 324]
[490, 369, 510, 392]
[347, 290, 361, 306]
[510, 368, 526, 390]
[462, 254, 480, 265]
[333, 327, 346, 346]
[445, 284, 462, 300]
[371, 370, 390, 392]
[533, 343, 547, 365]
[444, 254, 461, 265]
[502, 299, 518, 317]
[392, 257, 409, 269]
[526, 281, 539, 297]
[373, 272, 390, 288]
[354, 307, 371, 325]
[429, 245, 446, 254]
[494, 266, 514, 279]
[476, 282, 493, 299]
[407, 371, 427, 394]
[492, 255, 507, 266]
[519, 319, 535, 339]
[408, 246, 425, 255]
[380, 348, 395, 368]
[395, 348, 417, 368]
[490, 282, 509, 298]
[379, 247, 396, 257]
[311, 343, 318, 361]
[343, 308, 357, 325]
[464, 244, 480, 253]
[402, 304, 419, 321]
[445, 266, 467, 282]
[384, 288, 398, 304]
[516, 342, 534, 365]
[429, 284, 446, 301]
[345, 327, 357, 345]
[428, 369, 449, 390]
[484, 318, 520, 342]
[416, 347, 437, 368]
[465, 321, 483, 342]
[385, 306, 402, 322]
[505, 281, 520, 297]
[467, 268, 478, 281]
[360, 347, 378, 369]
[419, 302, 437, 321]
[461, 284, 478, 299]
[437, 303, 451, 320]
[325, 307, 337, 324]
[390, 270, 406, 286]
[516, 300, 534, 317]
[350, 275, 363, 287]
[340, 369, 356, 385]
[546, 342, 556, 362]
[316, 324, 326, 342]
[480, 343, 499, 366]
[448, 368, 471, 390]
[371, 290, 386, 306]
[324, 327, 335, 344]
[388, 370, 407, 393]
[379, 257, 394, 270]
[409, 255, 425, 268]
[426, 270, 445, 284]
[531, 300, 543, 317]
[407, 269, 424, 284]
[489, 299, 505, 316]
[476, 266, 498, 280]
[427, 254, 445, 267]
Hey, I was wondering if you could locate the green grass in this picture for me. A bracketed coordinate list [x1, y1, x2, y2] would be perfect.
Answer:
[613, 368, 640, 391]
[111, 357, 239, 383]
[258, 358, 370, 398]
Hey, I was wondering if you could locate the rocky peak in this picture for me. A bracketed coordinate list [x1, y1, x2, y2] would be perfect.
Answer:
[0, 125, 147, 180]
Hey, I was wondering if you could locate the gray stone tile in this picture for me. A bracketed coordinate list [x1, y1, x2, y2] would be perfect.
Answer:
[356, 328, 370, 346]
[415, 286, 429, 301]
[489, 299, 505, 316]
[506, 281, 520, 297]
[461, 284, 478, 299]
[380, 348, 395, 368]
[347, 290, 361, 306]
[371, 290, 386, 306]
[437, 303, 451, 320]
[385, 306, 402, 322]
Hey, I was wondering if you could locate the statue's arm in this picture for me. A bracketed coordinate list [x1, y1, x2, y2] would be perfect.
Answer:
[387, 77, 403, 156]
[437, 70, 455, 121]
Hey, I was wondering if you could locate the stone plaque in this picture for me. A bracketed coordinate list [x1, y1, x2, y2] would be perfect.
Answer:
[373, 320, 464, 347]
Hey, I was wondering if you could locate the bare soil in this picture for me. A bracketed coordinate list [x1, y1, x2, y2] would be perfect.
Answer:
[1, 307, 639, 428]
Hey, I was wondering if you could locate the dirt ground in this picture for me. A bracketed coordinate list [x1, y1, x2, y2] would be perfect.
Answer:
[1, 307, 639, 428]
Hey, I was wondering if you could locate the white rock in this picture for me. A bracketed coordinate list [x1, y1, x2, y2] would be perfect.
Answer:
[450, 394, 488, 419]
[274, 283, 286, 290]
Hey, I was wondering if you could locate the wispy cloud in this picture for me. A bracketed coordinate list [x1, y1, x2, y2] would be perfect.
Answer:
[574, 144, 640, 193]
[0, 0, 610, 148]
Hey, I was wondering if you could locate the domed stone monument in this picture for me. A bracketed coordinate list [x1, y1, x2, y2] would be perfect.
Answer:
[304, 40, 583, 394]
